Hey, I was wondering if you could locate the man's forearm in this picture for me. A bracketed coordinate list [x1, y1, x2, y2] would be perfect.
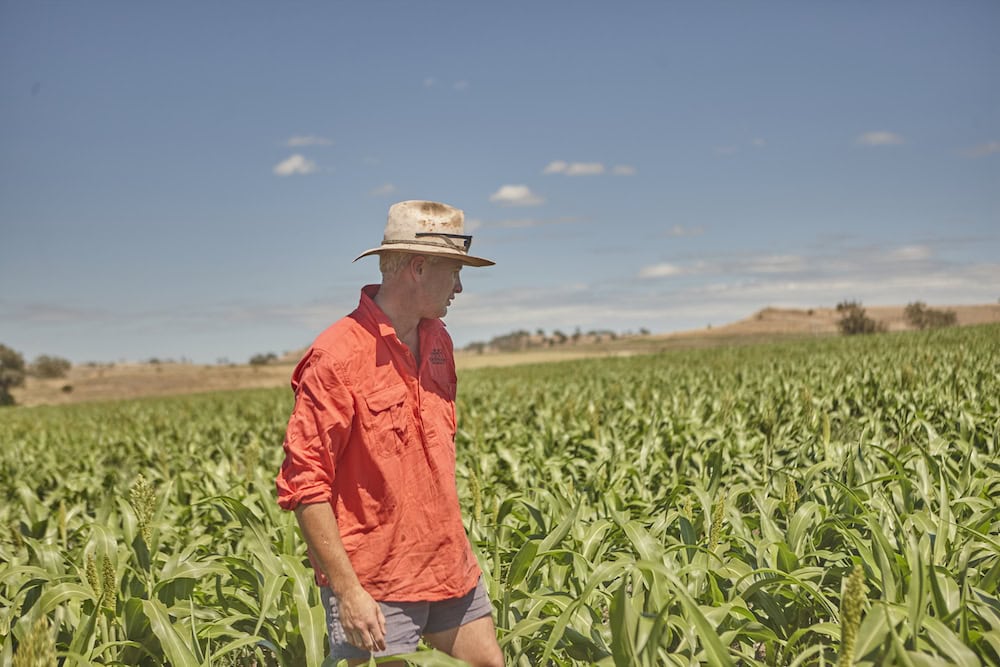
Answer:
[294, 502, 363, 596]
[294, 502, 387, 651]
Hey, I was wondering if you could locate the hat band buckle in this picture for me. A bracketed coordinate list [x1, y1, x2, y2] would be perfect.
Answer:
[382, 232, 473, 252]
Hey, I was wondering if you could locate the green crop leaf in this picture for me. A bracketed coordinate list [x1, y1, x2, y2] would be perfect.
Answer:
[141, 598, 199, 667]
[507, 540, 539, 588]
[280, 553, 326, 667]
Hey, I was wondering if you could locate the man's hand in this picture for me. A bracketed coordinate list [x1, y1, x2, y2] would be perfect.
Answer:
[338, 584, 387, 652]
[293, 504, 388, 651]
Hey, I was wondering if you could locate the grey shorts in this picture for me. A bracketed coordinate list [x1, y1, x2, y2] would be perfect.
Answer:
[321, 577, 493, 662]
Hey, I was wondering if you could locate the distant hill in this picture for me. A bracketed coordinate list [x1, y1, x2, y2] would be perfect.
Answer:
[696, 303, 1000, 337]
[11, 303, 999, 406]
[452, 303, 1000, 369]
[459, 303, 1000, 356]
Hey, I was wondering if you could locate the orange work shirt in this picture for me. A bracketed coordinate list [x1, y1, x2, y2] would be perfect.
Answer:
[275, 285, 480, 601]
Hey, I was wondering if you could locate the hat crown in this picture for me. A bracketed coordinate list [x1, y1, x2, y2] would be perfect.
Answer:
[353, 199, 495, 267]
[385, 200, 465, 240]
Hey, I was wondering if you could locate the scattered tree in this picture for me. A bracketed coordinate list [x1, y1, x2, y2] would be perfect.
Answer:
[1, 344, 27, 406]
[836, 301, 885, 335]
[29, 355, 72, 379]
[461, 325, 645, 352]
[487, 330, 532, 352]
[904, 302, 957, 330]
[249, 352, 278, 366]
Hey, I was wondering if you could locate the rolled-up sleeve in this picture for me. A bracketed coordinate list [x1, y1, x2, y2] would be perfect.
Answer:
[275, 352, 354, 510]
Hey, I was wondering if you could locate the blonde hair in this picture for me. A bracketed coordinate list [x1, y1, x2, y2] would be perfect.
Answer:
[379, 251, 442, 277]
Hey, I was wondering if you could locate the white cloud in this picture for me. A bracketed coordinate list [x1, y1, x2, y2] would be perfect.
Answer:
[454, 80, 469, 91]
[963, 141, 1000, 158]
[612, 165, 637, 175]
[665, 224, 704, 238]
[637, 240, 960, 288]
[543, 160, 568, 174]
[489, 185, 544, 206]
[285, 135, 332, 147]
[368, 183, 396, 197]
[639, 263, 685, 279]
[714, 145, 740, 155]
[445, 247, 1000, 345]
[166, 242, 1000, 351]
[751, 138, 766, 148]
[543, 161, 605, 175]
[10, 236, 996, 362]
[423, 77, 436, 88]
[745, 255, 808, 274]
[567, 162, 604, 175]
[889, 245, 931, 261]
[637, 244, 939, 283]
[0, 302, 111, 324]
[273, 154, 318, 176]
[856, 131, 905, 146]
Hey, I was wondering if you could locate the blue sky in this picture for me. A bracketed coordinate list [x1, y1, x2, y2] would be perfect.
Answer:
[2, 1, 998, 364]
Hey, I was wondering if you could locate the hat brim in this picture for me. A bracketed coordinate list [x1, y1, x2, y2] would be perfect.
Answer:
[354, 244, 495, 267]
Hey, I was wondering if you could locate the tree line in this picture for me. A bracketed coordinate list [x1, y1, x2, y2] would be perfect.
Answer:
[837, 301, 957, 335]
[0, 347, 73, 406]
[0, 301, 964, 406]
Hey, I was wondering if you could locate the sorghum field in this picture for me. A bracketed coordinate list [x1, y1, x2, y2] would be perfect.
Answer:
[2, 325, 999, 666]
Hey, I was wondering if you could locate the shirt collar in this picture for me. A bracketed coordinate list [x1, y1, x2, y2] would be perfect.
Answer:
[359, 284, 445, 342]
[359, 284, 398, 339]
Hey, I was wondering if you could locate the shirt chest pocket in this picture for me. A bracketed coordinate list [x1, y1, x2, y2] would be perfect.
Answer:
[421, 374, 457, 445]
[363, 383, 411, 457]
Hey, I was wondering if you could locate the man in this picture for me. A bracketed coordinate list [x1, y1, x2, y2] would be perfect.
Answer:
[276, 200, 505, 667]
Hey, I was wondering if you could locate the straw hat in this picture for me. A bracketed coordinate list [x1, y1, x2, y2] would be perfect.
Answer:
[354, 200, 494, 267]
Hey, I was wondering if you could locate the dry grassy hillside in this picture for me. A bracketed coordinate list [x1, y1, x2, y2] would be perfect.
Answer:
[11, 362, 296, 408]
[701, 303, 1000, 337]
[9, 303, 999, 407]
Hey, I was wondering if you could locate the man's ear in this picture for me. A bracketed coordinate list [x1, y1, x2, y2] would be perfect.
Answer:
[407, 254, 427, 278]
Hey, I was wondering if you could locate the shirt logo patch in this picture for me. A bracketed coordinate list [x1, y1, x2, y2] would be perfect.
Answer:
[429, 348, 447, 365]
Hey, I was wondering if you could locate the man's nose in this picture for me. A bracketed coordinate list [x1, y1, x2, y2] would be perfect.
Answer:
[454, 275, 463, 293]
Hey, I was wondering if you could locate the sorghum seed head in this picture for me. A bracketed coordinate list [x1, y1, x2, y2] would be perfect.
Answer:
[85, 553, 100, 597]
[128, 474, 155, 544]
[101, 557, 117, 611]
[13, 616, 56, 667]
[837, 564, 866, 667]
[709, 489, 727, 551]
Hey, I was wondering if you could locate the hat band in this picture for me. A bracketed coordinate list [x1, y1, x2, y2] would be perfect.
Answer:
[381, 235, 472, 253]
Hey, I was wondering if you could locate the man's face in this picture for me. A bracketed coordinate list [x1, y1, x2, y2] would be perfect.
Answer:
[419, 257, 464, 319]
